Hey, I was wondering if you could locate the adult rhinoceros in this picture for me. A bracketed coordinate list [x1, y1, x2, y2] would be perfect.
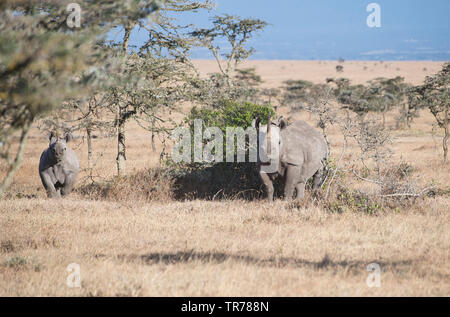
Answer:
[253, 117, 328, 202]
[39, 132, 79, 198]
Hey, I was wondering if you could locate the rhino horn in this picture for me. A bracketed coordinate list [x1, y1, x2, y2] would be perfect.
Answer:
[252, 117, 261, 130]
[278, 116, 287, 130]
[65, 132, 73, 143]
[267, 116, 272, 155]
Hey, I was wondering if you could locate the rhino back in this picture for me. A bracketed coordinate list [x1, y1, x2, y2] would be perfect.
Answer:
[281, 120, 327, 165]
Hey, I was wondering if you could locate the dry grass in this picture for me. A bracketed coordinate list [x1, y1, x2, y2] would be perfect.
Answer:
[1, 199, 449, 296]
[1, 60, 449, 296]
[75, 168, 175, 203]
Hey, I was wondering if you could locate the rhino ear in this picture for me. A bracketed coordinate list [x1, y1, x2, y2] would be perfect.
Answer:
[65, 132, 73, 143]
[278, 117, 287, 130]
[47, 132, 57, 145]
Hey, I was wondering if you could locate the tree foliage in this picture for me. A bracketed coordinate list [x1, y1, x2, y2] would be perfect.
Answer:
[190, 14, 268, 81]
[411, 63, 450, 162]
[107, 0, 215, 175]
[327, 77, 409, 125]
[182, 101, 276, 168]
[281, 80, 314, 111]
[0, 0, 124, 196]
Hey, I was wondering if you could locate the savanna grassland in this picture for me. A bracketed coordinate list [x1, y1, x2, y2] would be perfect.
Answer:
[1, 61, 449, 296]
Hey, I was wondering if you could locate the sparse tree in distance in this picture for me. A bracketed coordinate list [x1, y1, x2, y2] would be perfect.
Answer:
[332, 82, 374, 120]
[190, 14, 268, 86]
[367, 77, 409, 128]
[411, 63, 450, 163]
[184, 13, 269, 120]
[281, 80, 314, 111]
[259, 88, 281, 106]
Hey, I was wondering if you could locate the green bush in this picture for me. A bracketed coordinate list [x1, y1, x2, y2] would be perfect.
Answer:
[161, 101, 278, 200]
[187, 100, 276, 133]
[177, 100, 276, 166]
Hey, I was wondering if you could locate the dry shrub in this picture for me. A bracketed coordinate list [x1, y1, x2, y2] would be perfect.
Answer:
[320, 161, 430, 214]
[322, 186, 384, 214]
[286, 190, 318, 210]
[0, 256, 34, 272]
[0, 240, 15, 253]
[77, 163, 284, 202]
[427, 186, 450, 198]
[76, 168, 175, 202]
[75, 161, 435, 210]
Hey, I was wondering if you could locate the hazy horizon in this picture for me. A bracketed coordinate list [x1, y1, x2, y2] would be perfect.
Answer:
[112, 0, 450, 61]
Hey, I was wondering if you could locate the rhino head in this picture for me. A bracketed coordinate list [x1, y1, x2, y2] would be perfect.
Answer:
[47, 132, 73, 164]
[252, 116, 287, 174]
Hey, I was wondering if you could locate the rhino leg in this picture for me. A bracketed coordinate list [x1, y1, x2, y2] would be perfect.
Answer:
[311, 161, 327, 198]
[284, 165, 302, 201]
[260, 172, 274, 202]
[40, 172, 59, 198]
[295, 182, 306, 200]
[312, 168, 323, 190]
[60, 183, 73, 197]
[48, 189, 61, 198]
[61, 173, 77, 197]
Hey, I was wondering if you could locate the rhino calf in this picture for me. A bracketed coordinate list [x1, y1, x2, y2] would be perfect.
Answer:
[253, 117, 328, 202]
[39, 132, 80, 198]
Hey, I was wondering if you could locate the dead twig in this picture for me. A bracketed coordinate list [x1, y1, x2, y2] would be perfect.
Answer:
[377, 186, 435, 198]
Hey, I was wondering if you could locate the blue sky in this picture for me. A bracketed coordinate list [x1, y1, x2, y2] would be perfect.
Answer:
[122, 0, 450, 60]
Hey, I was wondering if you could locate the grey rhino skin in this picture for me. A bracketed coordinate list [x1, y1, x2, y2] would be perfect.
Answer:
[254, 117, 328, 202]
[39, 133, 79, 198]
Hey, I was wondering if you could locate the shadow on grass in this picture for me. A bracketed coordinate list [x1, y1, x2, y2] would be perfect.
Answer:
[113, 250, 415, 272]
[76, 164, 287, 202]
[172, 163, 285, 201]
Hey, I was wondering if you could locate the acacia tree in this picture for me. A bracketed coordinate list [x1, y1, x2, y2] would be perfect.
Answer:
[281, 80, 314, 111]
[0, 0, 168, 196]
[39, 93, 116, 181]
[235, 68, 262, 86]
[109, 0, 214, 176]
[107, 52, 199, 174]
[259, 88, 281, 106]
[305, 84, 338, 156]
[411, 63, 450, 163]
[405, 88, 426, 129]
[37, 46, 127, 180]
[0, 1, 100, 197]
[377, 77, 411, 128]
[367, 77, 409, 128]
[190, 15, 267, 86]
[328, 78, 385, 123]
